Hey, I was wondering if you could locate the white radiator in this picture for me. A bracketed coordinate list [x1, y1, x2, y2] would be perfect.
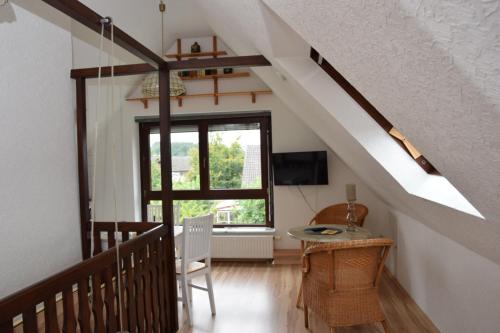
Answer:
[211, 235, 274, 259]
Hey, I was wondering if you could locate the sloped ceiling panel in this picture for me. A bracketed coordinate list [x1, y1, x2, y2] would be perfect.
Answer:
[194, 0, 500, 265]
[263, 0, 500, 224]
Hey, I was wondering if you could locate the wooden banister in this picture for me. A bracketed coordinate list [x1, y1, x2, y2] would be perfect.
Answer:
[0, 225, 170, 332]
[92, 221, 161, 232]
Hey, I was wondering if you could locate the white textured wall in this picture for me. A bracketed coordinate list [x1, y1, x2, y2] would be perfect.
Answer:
[0, 1, 80, 297]
[395, 211, 500, 333]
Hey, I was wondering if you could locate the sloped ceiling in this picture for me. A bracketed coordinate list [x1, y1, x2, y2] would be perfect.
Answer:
[190, 0, 500, 265]
[78, 0, 213, 55]
[263, 0, 500, 223]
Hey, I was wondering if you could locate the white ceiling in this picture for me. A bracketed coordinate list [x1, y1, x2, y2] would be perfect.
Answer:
[79, 0, 214, 55]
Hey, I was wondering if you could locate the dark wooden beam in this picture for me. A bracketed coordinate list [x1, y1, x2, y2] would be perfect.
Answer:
[158, 65, 179, 332]
[70, 55, 272, 79]
[75, 78, 91, 259]
[167, 55, 271, 70]
[71, 63, 155, 79]
[42, 0, 164, 66]
[310, 48, 437, 174]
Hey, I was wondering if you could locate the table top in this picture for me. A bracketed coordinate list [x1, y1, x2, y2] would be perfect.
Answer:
[287, 224, 379, 243]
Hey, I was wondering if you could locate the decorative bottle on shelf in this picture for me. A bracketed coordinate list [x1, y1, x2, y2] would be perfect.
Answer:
[190, 42, 201, 53]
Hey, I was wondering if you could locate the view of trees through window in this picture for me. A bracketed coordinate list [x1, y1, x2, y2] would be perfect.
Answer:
[147, 122, 266, 225]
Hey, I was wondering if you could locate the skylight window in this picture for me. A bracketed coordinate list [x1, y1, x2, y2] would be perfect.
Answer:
[310, 48, 438, 174]
[272, 49, 482, 218]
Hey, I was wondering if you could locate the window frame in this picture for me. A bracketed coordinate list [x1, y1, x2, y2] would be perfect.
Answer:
[139, 113, 273, 228]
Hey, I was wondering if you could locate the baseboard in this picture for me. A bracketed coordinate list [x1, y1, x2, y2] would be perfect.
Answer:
[273, 249, 302, 265]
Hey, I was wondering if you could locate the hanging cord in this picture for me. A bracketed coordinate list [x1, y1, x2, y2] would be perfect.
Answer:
[89, 20, 106, 261]
[88, 17, 125, 333]
[298, 185, 316, 214]
[109, 20, 126, 333]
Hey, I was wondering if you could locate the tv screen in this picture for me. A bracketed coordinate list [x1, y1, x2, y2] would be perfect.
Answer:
[272, 151, 328, 185]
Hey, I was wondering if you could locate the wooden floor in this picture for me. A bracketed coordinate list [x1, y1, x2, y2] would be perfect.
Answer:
[178, 262, 439, 333]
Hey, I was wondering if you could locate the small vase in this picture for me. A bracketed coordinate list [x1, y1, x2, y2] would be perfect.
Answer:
[191, 42, 201, 53]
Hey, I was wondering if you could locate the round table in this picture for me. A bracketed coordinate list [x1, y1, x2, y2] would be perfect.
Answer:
[287, 224, 379, 243]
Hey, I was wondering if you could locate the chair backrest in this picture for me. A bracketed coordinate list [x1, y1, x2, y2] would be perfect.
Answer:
[303, 238, 393, 291]
[181, 214, 214, 264]
[310, 203, 369, 227]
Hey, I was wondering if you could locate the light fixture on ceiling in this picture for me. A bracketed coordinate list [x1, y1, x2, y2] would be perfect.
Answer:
[159, 0, 166, 55]
[141, 0, 186, 98]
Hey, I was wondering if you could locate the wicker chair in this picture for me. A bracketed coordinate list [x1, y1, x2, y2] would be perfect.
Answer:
[309, 203, 369, 227]
[297, 203, 369, 307]
[302, 238, 393, 333]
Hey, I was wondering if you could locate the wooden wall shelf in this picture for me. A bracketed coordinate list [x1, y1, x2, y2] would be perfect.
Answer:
[181, 72, 250, 81]
[166, 51, 227, 59]
[129, 37, 271, 109]
[126, 90, 272, 109]
[167, 37, 227, 61]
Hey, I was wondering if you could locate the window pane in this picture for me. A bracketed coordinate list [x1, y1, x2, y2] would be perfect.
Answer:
[208, 123, 262, 190]
[150, 126, 200, 191]
[174, 199, 266, 225]
[149, 132, 162, 191]
[171, 126, 200, 190]
[146, 200, 182, 225]
[146, 200, 163, 222]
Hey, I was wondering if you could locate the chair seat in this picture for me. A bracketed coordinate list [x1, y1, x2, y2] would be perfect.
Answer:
[176, 259, 207, 274]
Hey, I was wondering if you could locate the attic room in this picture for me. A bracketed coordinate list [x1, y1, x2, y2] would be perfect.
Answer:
[1, 0, 499, 332]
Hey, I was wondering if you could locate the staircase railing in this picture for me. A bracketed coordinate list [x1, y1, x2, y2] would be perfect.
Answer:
[92, 221, 161, 255]
[0, 224, 174, 333]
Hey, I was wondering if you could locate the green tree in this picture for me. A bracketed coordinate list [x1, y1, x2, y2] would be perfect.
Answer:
[151, 157, 161, 190]
[208, 134, 244, 189]
[171, 142, 196, 156]
[235, 199, 266, 224]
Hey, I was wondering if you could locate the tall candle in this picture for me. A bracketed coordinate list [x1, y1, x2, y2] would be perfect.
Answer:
[346, 184, 356, 202]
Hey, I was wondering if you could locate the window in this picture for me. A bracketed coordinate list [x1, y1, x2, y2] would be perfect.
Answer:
[139, 114, 272, 227]
[310, 47, 438, 174]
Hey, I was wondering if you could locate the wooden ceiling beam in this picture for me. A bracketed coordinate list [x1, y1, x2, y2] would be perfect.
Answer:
[42, 0, 164, 66]
[166, 55, 271, 70]
[70, 55, 272, 79]
[71, 63, 156, 79]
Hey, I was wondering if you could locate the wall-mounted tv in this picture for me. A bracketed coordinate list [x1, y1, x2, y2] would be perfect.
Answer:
[272, 151, 328, 185]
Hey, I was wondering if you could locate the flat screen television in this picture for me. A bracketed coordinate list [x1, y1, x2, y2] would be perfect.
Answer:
[272, 151, 328, 185]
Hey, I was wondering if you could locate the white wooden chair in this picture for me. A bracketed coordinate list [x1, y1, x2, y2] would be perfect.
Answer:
[177, 214, 216, 326]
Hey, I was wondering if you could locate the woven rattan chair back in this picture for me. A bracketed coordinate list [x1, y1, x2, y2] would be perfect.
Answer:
[309, 203, 369, 227]
[302, 238, 394, 332]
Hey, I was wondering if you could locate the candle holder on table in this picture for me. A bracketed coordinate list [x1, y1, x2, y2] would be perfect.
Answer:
[346, 201, 358, 232]
[345, 183, 358, 232]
